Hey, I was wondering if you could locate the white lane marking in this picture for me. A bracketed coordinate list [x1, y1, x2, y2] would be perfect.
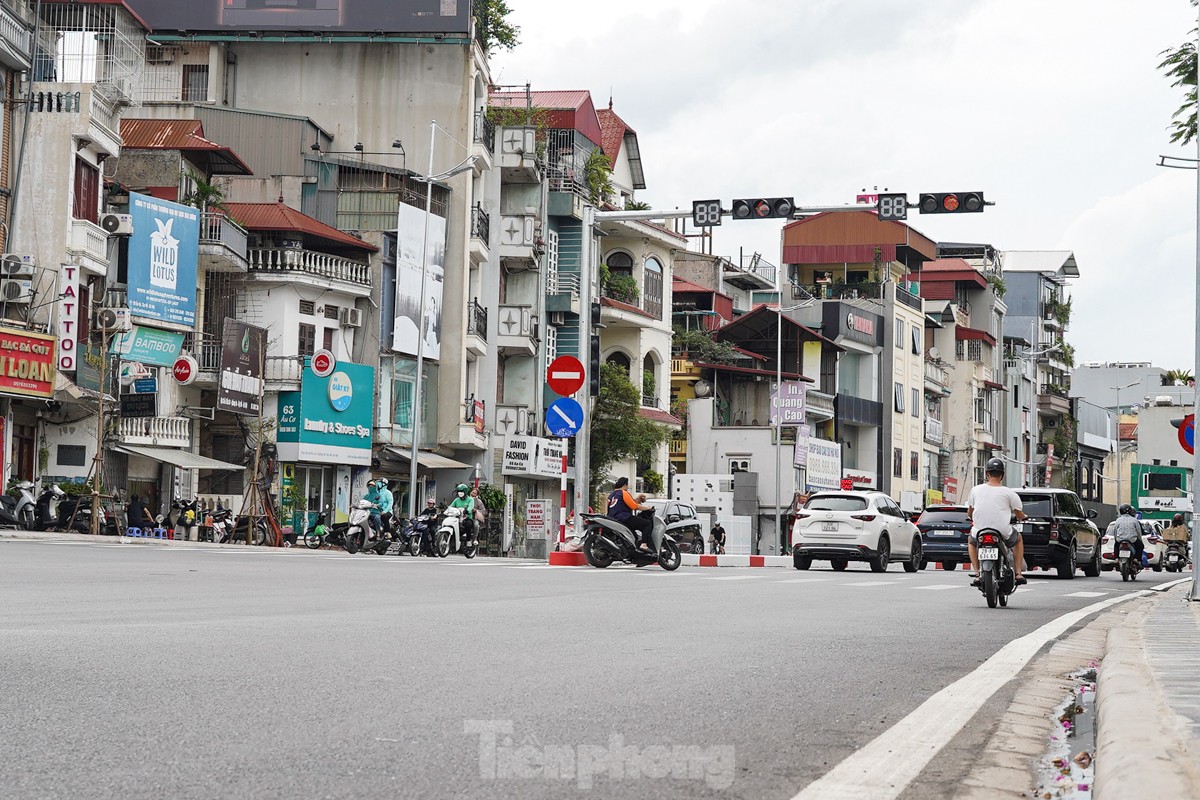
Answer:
[841, 581, 892, 587]
[1063, 591, 1110, 598]
[912, 585, 965, 591]
[777, 578, 829, 584]
[708, 574, 770, 581]
[790, 589, 1155, 800]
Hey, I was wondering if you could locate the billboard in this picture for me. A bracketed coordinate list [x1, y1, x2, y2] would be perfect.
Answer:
[392, 201, 445, 360]
[0, 328, 56, 399]
[276, 360, 375, 466]
[111, 325, 185, 367]
[217, 318, 267, 416]
[127, 193, 200, 328]
[126, 1, 471, 34]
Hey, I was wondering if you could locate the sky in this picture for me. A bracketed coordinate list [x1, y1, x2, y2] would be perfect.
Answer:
[490, 0, 1200, 372]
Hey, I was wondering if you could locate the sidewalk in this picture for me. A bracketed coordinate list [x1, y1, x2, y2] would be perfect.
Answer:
[1095, 582, 1200, 798]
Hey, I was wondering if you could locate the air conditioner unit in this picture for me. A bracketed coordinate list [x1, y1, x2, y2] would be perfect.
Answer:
[96, 307, 131, 332]
[1, 254, 34, 277]
[145, 45, 175, 64]
[100, 213, 133, 236]
[1045, 418, 1059, 428]
[0, 279, 32, 302]
[339, 307, 363, 328]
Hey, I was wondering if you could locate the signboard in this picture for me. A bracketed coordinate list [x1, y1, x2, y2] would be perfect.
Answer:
[502, 436, 566, 479]
[113, 326, 185, 367]
[943, 477, 959, 502]
[1138, 496, 1193, 512]
[473, 399, 485, 435]
[127, 193, 199, 327]
[217, 318, 267, 416]
[120, 392, 156, 418]
[822, 302, 883, 346]
[173, 354, 197, 385]
[393, 201, 446, 360]
[843, 468, 877, 490]
[0, 327, 56, 399]
[546, 397, 584, 438]
[56, 264, 79, 373]
[547, 355, 585, 396]
[770, 381, 807, 426]
[311, 349, 335, 378]
[1044, 443, 1055, 486]
[805, 437, 841, 491]
[133, 377, 158, 394]
[126, 0, 473, 34]
[276, 360, 375, 466]
[793, 424, 811, 468]
[925, 489, 944, 506]
[525, 499, 552, 540]
[1179, 413, 1194, 455]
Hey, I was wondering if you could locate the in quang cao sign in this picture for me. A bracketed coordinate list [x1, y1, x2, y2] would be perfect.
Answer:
[0, 327, 56, 399]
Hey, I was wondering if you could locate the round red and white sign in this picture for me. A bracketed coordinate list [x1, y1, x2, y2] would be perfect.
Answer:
[173, 354, 198, 385]
[311, 349, 336, 378]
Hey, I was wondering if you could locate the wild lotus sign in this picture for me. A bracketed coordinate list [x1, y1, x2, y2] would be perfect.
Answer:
[0, 327, 56, 399]
[127, 193, 199, 327]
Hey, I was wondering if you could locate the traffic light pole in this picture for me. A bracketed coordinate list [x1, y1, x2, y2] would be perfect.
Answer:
[573, 204, 595, 540]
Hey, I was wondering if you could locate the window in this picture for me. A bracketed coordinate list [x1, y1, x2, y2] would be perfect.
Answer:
[911, 388, 920, 417]
[806, 495, 867, 512]
[894, 382, 904, 413]
[893, 447, 903, 478]
[895, 319, 904, 349]
[911, 325, 921, 355]
[323, 327, 334, 351]
[910, 451, 919, 481]
[72, 159, 99, 223]
[607, 251, 633, 278]
[299, 300, 315, 316]
[643, 257, 663, 319]
[298, 323, 315, 356]
[57, 444, 86, 467]
[324, 305, 340, 320]
[182, 64, 209, 102]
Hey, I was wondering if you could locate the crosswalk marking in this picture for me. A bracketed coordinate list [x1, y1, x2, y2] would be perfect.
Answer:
[708, 574, 770, 581]
[1063, 590, 1111, 598]
[842, 581, 893, 587]
[913, 584, 965, 591]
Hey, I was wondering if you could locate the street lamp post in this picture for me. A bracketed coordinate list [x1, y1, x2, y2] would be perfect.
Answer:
[1111, 379, 1139, 510]
[775, 301, 812, 555]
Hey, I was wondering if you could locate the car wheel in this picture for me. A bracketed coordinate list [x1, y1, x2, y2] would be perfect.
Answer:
[918, 558, 928, 571]
[792, 545, 811, 570]
[903, 539, 921, 573]
[869, 536, 890, 573]
[1082, 546, 1101, 578]
[1056, 541, 1077, 579]
[830, 558, 848, 571]
[693, 537, 705, 555]
[1153, 564, 1163, 572]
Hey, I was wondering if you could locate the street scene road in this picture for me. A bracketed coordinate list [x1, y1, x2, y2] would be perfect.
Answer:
[1, 538, 1182, 799]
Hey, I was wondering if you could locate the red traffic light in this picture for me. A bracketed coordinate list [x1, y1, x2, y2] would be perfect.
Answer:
[918, 192, 985, 214]
[732, 197, 795, 220]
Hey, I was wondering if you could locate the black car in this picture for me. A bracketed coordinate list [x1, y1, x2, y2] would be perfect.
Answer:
[915, 505, 971, 570]
[1015, 488, 1100, 579]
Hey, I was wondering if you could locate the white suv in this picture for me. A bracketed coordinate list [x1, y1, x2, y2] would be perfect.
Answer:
[792, 490, 923, 572]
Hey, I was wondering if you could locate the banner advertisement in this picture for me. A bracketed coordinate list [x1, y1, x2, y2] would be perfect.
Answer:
[56, 264, 79, 373]
[843, 468, 877, 490]
[392, 201, 445, 360]
[217, 318, 266, 416]
[0, 327, 56, 399]
[792, 424, 811, 468]
[126, 0, 472, 34]
[502, 436, 566, 479]
[111, 325, 185, 367]
[276, 361, 375, 466]
[805, 437, 841, 491]
[770, 381, 807, 426]
[127, 193, 199, 327]
[525, 499, 552, 541]
[943, 477, 959, 501]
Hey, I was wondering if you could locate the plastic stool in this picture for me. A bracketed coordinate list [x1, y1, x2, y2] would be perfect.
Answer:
[150, 527, 167, 539]
[125, 527, 143, 538]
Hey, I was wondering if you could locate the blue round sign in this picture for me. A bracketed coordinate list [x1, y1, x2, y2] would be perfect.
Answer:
[546, 397, 584, 438]
[328, 370, 353, 412]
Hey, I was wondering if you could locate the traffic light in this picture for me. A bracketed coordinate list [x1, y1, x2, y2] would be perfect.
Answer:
[588, 333, 601, 397]
[589, 300, 602, 329]
[917, 192, 985, 214]
[731, 197, 795, 220]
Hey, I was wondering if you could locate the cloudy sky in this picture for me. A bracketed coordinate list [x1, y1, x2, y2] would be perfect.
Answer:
[491, 0, 1199, 372]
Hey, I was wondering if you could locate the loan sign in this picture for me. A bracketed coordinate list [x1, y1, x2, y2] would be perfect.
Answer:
[0, 327, 56, 399]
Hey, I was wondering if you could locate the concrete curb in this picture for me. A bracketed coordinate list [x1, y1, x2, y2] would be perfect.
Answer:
[1094, 587, 1200, 799]
[680, 553, 793, 567]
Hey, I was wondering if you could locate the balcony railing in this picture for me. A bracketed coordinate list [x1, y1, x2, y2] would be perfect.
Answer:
[473, 110, 496, 154]
[69, 218, 109, 267]
[30, 83, 119, 144]
[642, 394, 659, 409]
[924, 360, 949, 387]
[669, 436, 688, 456]
[117, 416, 191, 448]
[467, 298, 488, 342]
[894, 284, 922, 311]
[1041, 382, 1070, 398]
[924, 417, 944, 445]
[200, 212, 249, 258]
[265, 356, 303, 385]
[793, 281, 883, 301]
[0, 2, 34, 71]
[471, 204, 490, 242]
[247, 247, 370, 286]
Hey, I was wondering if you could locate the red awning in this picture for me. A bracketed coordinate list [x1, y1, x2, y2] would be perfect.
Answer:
[638, 408, 684, 427]
[983, 380, 1007, 391]
[955, 326, 997, 346]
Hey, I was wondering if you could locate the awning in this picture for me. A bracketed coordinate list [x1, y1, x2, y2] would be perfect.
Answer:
[116, 444, 245, 471]
[383, 447, 472, 470]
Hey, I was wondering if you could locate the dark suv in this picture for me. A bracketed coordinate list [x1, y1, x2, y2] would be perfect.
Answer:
[1015, 489, 1100, 578]
[915, 505, 971, 570]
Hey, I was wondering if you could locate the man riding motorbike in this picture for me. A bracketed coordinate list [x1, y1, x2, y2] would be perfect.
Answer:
[449, 483, 476, 543]
[1164, 512, 1190, 544]
[606, 476, 654, 552]
[375, 479, 394, 532]
[1111, 503, 1145, 565]
[966, 457, 1028, 586]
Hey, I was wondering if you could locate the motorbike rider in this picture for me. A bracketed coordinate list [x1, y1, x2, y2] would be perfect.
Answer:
[449, 483, 476, 542]
[606, 476, 654, 551]
[375, 479, 395, 532]
[363, 480, 383, 539]
[1164, 512, 1190, 544]
[1111, 503, 1145, 565]
[966, 457, 1028, 586]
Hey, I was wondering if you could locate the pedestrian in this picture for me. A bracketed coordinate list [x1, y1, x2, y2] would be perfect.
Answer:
[470, 486, 486, 526]
[125, 494, 151, 532]
[710, 519, 726, 554]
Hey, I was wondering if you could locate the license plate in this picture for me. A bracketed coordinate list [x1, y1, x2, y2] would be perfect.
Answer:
[821, 522, 838, 532]
[928, 531, 956, 537]
[978, 547, 999, 561]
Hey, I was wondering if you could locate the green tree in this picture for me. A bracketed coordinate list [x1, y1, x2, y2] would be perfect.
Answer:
[474, 0, 520, 53]
[583, 147, 614, 206]
[180, 169, 226, 213]
[590, 362, 669, 495]
[1159, 1, 1199, 145]
[672, 326, 740, 364]
[624, 199, 652, 211]
[1166, 368, 1195, 385]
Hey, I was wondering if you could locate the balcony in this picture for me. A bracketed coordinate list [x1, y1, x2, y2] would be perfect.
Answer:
[450, 397, 487, 450]
[805, 389, 835, 421]
[671, 358, 700, 379]
[68, 219, 110, 275]
[496, 126, 541, 183]
[497, 213, 539, 270]
[29, 83, 120, 157]
[0, 0, 34, 71]
[1038, 383, 1071, 417]
[185, 332, 220, 386]
[546, 272, 580, 316]
[247, 247, 371, 296]
[117, 416, 191, 448]
[642, 394, 660, 410]
[924, 360, 950, 395]
[471, 110, 495, 171]
[466, 298, 488, 357]
[264, 356, 303, 390]
[199, 212, 249, 273]
[954, 300, 971, 328]
[669, 436, 688, 457]
[495, 304, 538, 358]
[924, 416, 944, 445]
[724, 254, 777, 291]
[493, 403, 533, 437]
[469, 204, 490, 267]
[793, 281, 883, 302]
[893, 283, 923, 312]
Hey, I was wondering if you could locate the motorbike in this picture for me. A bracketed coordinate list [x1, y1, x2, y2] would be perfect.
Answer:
[1164, 540, 1190, 572]
[395, 509, 434, 557]
[0, 480, 37, 529]
[434, 506, 478, 558]
[976, 527, 1016, 608]
[32, 484, 68, 531]
[50, 493, 114, 535]
[1117, 539, 1141, 582]
[343, 498, 389, 555]
[302, 506, 351, 550]
[580, 509, 682, 571]
[167, 497, 200, 541]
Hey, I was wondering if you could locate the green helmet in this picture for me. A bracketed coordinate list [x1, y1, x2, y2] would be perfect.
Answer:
[456, 483, 469, 493]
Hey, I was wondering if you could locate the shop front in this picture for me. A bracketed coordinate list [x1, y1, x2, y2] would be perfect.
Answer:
[0, 327, 57, 486]
[277, 360, 375, 524]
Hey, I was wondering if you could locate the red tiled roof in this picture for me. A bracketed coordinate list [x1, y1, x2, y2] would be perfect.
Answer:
[599, 296, 655, 319]
[222, 203, 378, 252]
[119, 118, 253, 175]
[905, 258, 987, 289]
[597, 105, 636, 168]
[673, 277, 714, 294]
[1119, 422, 1138, 441]
[638, 408, 684, 427]
[490, 89, 603, 147]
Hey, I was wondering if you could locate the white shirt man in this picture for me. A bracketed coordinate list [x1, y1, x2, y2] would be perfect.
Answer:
[966, 463, 1027, 584]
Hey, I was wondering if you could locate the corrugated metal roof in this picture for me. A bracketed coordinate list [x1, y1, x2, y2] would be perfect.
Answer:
[782, 210, 938, 263]
[192, 106, 328, 178]
[119, 118, 253, 175]
[223, 202, 378, 252]
[490, 89, 603, 150]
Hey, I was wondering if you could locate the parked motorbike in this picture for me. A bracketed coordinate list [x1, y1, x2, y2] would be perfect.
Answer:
[167, 497, 200, 541]
[580, 509, 682, 571]
[50, 493, 113, 535]
[32, 484, 68, 531]
[1165, 540, 1190, 572]
[976, 527, 1016, 608]
[434, 506, 478, 558]
[0, 480, 37, 529]
[1117, 539, 1141, 582]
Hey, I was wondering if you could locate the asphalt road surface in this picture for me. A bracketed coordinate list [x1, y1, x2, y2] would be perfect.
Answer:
[0, 538, 1177, 799]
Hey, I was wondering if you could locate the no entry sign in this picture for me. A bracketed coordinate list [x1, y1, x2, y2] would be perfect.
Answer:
[547, 355, 585, 397]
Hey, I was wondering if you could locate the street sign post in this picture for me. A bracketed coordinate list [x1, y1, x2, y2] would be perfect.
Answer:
[547, 355, 585, 397]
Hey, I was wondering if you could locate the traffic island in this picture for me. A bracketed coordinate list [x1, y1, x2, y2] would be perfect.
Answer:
[548, 550, 588, 566]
